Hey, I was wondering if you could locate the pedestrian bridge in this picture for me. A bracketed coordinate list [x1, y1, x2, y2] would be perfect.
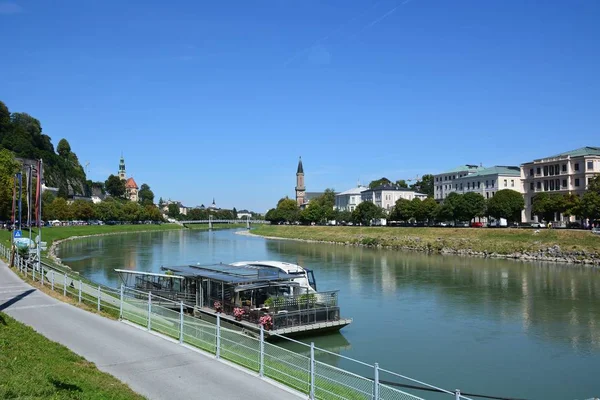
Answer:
[180, 219, 269, 229]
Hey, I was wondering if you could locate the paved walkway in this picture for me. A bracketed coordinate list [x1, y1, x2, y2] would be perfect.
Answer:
[0, 262, 302, 400]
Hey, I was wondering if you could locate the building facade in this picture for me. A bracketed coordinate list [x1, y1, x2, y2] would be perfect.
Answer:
[434, 164, 484, 201]
[295, 157, 306, 207]
[452, 166, 522, 200]
[521, 146, 600, 222]
[361, 185, 427, 212]
[335, 185, 367, 212]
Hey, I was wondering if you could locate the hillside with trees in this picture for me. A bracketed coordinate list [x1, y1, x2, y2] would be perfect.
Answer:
[0, 100, 88, 197]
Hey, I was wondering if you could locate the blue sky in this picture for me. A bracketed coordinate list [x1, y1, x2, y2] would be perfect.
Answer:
[1, 0, 599, 212]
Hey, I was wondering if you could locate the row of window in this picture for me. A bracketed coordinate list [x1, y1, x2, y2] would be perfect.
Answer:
[530, 177, 594, 191]
[436, 178, 518, 191]
[529, 161, 594, 177]
[435, 173, 469, 182]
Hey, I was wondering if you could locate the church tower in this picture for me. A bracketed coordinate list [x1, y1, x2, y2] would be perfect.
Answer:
[295, 157, 305, 207]
[118, 154, 126, 180]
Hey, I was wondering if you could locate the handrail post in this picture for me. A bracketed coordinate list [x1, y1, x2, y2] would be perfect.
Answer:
[179, 301, 184, 344]
[310, 342, 315, 400]
[97, 286, 101, 312]
[78, 280, 82, 303]
[40, 265, 44, 285]
[63, 273, 67, 297]
[259, 325, 264, 377]
[216, 313, 221, 359]
[32, 261, 35, 281]
[455, 389, 461, 400]
[119, 284, 124, 319]
[147, 292, 152, 330]
[51, 270, 54, 291]
[374, 362, 380, 400]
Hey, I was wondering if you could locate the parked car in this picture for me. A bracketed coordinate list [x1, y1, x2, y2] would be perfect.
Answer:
[530, 222, 543, 228]
[471, 222, 484, 228]
[456, 221, 470, 227]
[592, 227, 600, 235]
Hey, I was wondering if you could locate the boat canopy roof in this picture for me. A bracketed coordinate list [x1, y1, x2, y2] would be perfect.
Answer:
[161, 263, 301, 285]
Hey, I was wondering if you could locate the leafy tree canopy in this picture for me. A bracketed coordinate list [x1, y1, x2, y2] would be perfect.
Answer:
[351, 201, 383, 225]
[105, 174, 126, 198]
[368, 177, 391, 189]
[486, 189, 524, 223]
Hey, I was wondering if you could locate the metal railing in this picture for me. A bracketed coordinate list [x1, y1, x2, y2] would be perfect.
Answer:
[2, 243, 474, 400]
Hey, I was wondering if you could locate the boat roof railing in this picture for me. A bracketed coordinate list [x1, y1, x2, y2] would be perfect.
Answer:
[114, 269, 185, 280]
[162, 263, 300, 285]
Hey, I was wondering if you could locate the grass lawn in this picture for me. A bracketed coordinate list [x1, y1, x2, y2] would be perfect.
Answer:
[0, 312, 144, 399]
[252, 225, 600, 256]
[0, 223, 182, 248]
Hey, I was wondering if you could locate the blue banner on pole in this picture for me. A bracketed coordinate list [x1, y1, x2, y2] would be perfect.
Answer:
[13, 230, 22, 238]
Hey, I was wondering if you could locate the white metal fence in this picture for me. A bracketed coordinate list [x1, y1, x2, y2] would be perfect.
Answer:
[2, 243, 474, 400]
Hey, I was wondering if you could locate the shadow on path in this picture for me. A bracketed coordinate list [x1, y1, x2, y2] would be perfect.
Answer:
[0, 289, 36, 311]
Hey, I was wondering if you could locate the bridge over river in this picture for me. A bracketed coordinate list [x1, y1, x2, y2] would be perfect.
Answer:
[180, 218, 269, 229]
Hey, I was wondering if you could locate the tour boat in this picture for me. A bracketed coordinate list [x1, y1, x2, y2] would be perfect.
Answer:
[116, 261, 351, 337]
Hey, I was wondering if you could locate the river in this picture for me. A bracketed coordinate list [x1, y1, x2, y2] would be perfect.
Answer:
[57, 229, 600, 399]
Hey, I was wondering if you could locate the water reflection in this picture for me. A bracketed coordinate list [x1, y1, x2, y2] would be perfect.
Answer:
[59, 229, 600, 399]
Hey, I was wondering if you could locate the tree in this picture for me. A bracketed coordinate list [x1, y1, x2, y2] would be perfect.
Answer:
[123, 201, 141, 223]
[300, 202, 323, 224]
[71, 200, 96, 220]
[561, 193, 581, 218]
[95, 198, 122, 221]
[232, 207, 238, 219]
[418, 197, 439, 224]
[588, 175, 600, 194]
[391, 198, 415, 222]
[335, 210, 352, 224]
[351, 201, 383, 225]
[41, 191, 56, 220]
[369, 177, 391, 189]
[462, 192, 487, 222]
[48, 197, 71, 221]
[105, 174, 126, 198]
[443, 192, 468, 222]
[410, 174, 434, 198]
[532, 193, 562, 222]
[0, 149, 21, 220]
[138, 183, 155, 205]
[276, 198, 300, 223]
[486, 189, 524, 223]
[580, 192, 600, 222]
[57, 138, 72, 157]
[167, 203, 181, 219]
[395, 180, 408, 188]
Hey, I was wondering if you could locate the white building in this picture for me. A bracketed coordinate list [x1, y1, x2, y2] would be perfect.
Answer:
[237, 210, 252, 219]
[335, 185, 367, 212]
[521, 146, 600, 223]
[361, 184, 427, 212]
[452, 166, 522, 200]
[434, 164, 484, 201]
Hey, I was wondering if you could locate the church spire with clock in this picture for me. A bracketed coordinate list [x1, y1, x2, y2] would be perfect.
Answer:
[295, 157, 305, 207]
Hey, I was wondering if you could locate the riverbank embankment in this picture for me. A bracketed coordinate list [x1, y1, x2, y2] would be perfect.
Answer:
[248, 225, 600, 265]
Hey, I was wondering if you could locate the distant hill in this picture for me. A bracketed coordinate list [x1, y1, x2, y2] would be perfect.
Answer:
[0, 100, 88, 197]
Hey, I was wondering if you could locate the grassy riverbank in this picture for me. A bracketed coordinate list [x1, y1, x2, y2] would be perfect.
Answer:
[0, 312, 144, 400]
[252, 225, 600, 258]
[0, 224, 182, 248]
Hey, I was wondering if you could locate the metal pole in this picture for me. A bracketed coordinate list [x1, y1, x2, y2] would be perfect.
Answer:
[259, 325, 264, 377]
[119, 284, 124, 319]
[17, 172, 22, 231]
[32, 262, 35, 281]
[374, 363, 380, 400]
[147, 292, 152, 330]
[51, 270, 54, 291]
[37, 160, 43, 273]
[28, 165, 32, 241]
[179, 301, 184, 344]
[216, 313, 221, 359]
[40, 265, 44, 285]
[310, 342, 315, 400]
[455, 389, 461, 400]
[64, 273, 67, 296]
[78, 280, 82, 303]
[97, 286, 101, 312]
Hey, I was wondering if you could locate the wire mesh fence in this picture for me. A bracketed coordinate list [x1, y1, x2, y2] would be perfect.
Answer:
[3, 244, 474, 400]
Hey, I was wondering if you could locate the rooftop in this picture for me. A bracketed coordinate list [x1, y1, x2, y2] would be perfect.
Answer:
[453, 166, 520, 179]
[437, 164, 484, 175]
[125, 177, 138, 189]
[336, 186, 368, 196]
[363, 184, 420, 193]
[543, 146, 600, 159]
